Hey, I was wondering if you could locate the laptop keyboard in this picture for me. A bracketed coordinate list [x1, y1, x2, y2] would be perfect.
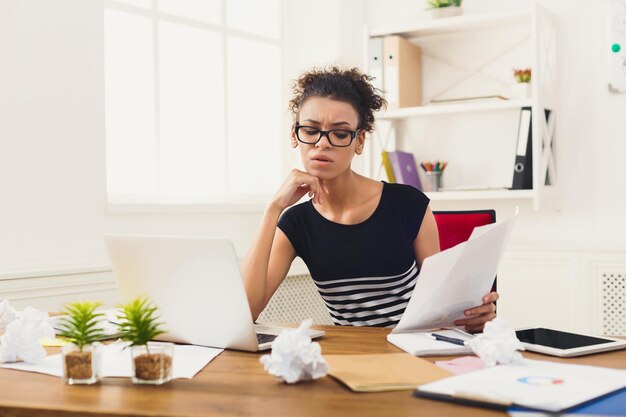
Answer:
[256, 332, 278, 345]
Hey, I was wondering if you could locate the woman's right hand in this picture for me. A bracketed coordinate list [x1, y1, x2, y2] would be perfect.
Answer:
[270, 169, 328, 211]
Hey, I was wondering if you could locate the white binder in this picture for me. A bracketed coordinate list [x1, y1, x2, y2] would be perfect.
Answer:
[368, 36, 384, 92]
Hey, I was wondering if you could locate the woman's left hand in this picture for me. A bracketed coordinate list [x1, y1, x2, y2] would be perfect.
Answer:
[453, 292, 499, 333]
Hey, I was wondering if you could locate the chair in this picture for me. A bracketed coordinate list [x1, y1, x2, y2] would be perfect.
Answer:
[433, 210, 497, 293]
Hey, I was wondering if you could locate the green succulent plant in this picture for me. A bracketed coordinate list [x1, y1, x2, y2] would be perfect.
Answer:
[116, 296, 166, 350]
[57, 301, 106, 351]
[427, 0, 462, 8]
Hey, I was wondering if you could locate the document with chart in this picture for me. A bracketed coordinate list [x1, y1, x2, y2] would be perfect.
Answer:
[416, 358, 626, 412]
[392, 210, 517, 333]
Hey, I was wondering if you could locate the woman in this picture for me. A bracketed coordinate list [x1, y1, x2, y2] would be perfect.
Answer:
[242, 66, 497, 332]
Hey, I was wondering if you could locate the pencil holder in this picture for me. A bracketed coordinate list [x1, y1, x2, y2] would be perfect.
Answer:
[423, 171, 442, 192]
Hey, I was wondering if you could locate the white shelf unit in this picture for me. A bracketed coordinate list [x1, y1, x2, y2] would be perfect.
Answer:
[365, 4, 558, 210]
[369, 10, 531, 38]
[379, 98, 533, 119]
[425, 189, 534, 201]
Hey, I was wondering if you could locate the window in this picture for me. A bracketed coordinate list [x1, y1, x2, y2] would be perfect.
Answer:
[104, 0, 283, 205]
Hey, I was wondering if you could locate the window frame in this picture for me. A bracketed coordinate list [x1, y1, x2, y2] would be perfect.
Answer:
[104, 0, 286, 213]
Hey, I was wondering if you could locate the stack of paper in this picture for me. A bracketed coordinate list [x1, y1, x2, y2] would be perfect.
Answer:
[416, 358, 626, 413]
[392, 212, 516, 334]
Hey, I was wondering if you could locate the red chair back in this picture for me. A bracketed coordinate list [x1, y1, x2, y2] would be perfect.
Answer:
[433, 210, 496, 251]
[433, 209, 497, 293]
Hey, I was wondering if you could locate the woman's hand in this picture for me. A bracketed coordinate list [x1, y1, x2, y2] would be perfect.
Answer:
[270, 169, 328, 211]
[453, 291, 499, 333]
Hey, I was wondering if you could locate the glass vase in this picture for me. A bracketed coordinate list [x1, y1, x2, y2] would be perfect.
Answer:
[130, 341, 174, 385]
[61, 342, 101, 385]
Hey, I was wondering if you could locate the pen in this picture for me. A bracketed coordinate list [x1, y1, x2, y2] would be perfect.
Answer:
[430, 333, 468, 346]
[420, 161, 448, 172]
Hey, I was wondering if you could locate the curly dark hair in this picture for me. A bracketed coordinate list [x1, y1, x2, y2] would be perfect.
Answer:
[289, 66, 386, 133]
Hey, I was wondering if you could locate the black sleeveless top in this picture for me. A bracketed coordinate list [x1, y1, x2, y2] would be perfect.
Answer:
[277, 182, 429, 327]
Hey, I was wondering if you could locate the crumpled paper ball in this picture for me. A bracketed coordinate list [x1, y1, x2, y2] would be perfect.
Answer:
[260, 319, 329, 384]
[0, 302, 55, 364]
[0, 299, 18, 330]
[467, 317, 525, 367]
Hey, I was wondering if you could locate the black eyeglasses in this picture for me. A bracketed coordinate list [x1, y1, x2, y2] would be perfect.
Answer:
[294, 124, 359, 148]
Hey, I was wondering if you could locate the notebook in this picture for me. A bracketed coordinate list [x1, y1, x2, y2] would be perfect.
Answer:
[387, 328, 474, 356]
[105, 235, 324, 352]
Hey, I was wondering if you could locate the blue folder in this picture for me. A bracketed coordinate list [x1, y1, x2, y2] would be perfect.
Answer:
[508, 387, 626, 416]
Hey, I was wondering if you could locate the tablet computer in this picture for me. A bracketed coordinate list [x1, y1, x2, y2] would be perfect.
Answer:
[515, 327, 626, 357]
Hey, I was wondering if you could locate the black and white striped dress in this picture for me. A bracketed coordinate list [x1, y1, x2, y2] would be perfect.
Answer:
[277, 182, 429, 328]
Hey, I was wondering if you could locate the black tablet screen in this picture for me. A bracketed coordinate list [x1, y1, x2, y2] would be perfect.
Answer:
[516, 328, 613, 350]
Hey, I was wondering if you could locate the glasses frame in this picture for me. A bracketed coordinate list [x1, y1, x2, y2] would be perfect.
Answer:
[294, 124, 360, 148]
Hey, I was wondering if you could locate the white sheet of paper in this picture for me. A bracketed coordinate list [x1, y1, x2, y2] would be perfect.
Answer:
[417, 358, 626, 412]
[1, 341, 223, 379]
[392, 212, 516, 333]
[1, 353, 63, 377]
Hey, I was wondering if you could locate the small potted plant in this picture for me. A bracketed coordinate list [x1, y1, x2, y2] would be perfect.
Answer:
[117, 296, 173, 385]
[57, 301, 105, 385]
[427, 0, 462, 19]
[510, 68, 532, 98]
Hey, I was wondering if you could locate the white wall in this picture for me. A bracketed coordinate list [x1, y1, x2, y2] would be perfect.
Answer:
[0, 0, 107, 272]
[0, 0, 360, 309]
[1, 0, 625, 334]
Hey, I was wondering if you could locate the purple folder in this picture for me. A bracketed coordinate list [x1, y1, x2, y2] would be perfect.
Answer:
[388, 151, 422, 191]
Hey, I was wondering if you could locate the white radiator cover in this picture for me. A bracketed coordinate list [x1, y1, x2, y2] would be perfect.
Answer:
[257, 273, 333, 326]
[600, 271, 626, 337]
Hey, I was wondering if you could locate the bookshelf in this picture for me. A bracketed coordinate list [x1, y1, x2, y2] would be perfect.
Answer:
[365, 3, 558, 210]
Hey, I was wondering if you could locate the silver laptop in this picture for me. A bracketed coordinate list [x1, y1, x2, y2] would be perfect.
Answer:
[104, 235, 324, 351]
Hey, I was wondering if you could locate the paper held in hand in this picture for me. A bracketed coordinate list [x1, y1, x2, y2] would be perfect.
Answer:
[392, 210, 517, 334]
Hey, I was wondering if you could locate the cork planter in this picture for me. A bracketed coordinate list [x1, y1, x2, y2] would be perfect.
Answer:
[130, 342, 174, 385]
[61, 342, 101, 385]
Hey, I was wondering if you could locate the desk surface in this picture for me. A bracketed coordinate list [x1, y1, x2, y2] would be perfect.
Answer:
[1, 325, 625, 417]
